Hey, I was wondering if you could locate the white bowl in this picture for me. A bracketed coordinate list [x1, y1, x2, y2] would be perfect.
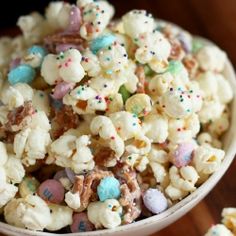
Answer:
[1, 36, 236, 236]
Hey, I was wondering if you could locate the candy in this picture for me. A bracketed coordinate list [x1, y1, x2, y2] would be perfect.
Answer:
[28, 45, 47, 58]
[167, 60, 183, 76]
[19, 176, 40, 198]
[143, 188, 168, 214]
[38, 179, 65, 204]
[67, 5, 81, 32]
[8, 64, 36, 85]
[70, 212, 95, 233]
[51, 81, 75, 99]
[90, 34, 116, 54]
[171, 142, 195, 168]
[65, 167, 76, 183]
[97, 176, 121, 201]
[118, 85, 131, 103]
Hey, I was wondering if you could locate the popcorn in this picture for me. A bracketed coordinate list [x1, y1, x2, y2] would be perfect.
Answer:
[4, 195, 51, 231]
[196, 45, 226, 72]
[48, 134, 95, 173]
[122, 10, 154, 39]
[87, 199, 122, 229]
[46, 204, 73, 231]
[205, 224, 233, 236]
[109, 111, 142, 141]
[79, 0, 114, 40]
[65, 191, 81, 210]
[168, 166, 199, 192]
[41, 48, 85, 85]
[222, 208, 236, 234]
[142, 114, 169, 143]
[193, 146, 225, 174]
[135, 31, 171, 73]
[90, 116, 124, 161]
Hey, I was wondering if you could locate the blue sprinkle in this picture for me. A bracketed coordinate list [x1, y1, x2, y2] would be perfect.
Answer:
[8, 64, 36, 85]
[97, 176, 120, 202]
[28, 45, 47, 58]
[106, 69, 113, 75]
[90, 34, 116, 54]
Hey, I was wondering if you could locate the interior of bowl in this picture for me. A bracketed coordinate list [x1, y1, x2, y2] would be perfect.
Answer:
[1, 32, 236, 236]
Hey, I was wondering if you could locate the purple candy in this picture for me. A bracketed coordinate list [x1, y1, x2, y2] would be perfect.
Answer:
[53, 169, 67, 181]
[65, 168, 76, 183]
[67, 5, 82, 32]
[10, 58, 21, 69]
[143, 188, 168, 214]
[70, 213, 95, 233]
[38, 179, 65, 204]
[172, 142, 195, 168]
[55, 44, 82, 53]
[51, 81, 75, 100]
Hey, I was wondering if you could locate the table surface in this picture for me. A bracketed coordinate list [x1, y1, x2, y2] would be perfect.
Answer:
[0, 0, 236, 235]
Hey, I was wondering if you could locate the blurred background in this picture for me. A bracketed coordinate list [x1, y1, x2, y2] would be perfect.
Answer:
[0, 0, 236, 65]
[0, 1, 235, 235]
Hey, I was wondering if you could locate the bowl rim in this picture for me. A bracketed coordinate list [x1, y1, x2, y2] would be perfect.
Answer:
[1, 36, 236, 236]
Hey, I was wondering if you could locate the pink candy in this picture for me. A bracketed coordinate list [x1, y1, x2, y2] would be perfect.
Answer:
[38, 179, 65, 204]
[70, 213, 95, 233]
[51, 81, 75, 99]
[172, 142, 195, 168]
[10, 58, 21, 69]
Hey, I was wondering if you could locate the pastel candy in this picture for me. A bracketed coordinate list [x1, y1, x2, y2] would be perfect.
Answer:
[51, 81, 75, 100]
[8, 64, 36, 85]
[90, 34, 116, 54]
[38, 179, 65, 204]
[19, 176, 40, 198]
[67, 5, 81, 32]
[172, 142, 195, 168]
[10, 57, 21, 70]
[167, 60, 184, 76]
[118, 85, 131, 103]
[70, 212, 95, 233]
[143, 188, 168, 214]
[65, 168, 76, 183]
[53, 169, 67, 181]
[97, 176, 120, 202]
[28, 45, 47, 58]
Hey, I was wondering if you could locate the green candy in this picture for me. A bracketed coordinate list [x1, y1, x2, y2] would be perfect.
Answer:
[144, 65, 155, 77]
[119, 85, 131, 103]
[167, 60, 184, 76]
[192, 39, 204, 53]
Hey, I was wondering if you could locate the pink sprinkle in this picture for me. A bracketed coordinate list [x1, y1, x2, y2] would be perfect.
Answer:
[111, 136, 115, 140]
[51, 81, 75, 100]
[65, 62, 68, 67]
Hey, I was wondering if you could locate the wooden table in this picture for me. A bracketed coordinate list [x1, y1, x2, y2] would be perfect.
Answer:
[0, 0, 236, 235]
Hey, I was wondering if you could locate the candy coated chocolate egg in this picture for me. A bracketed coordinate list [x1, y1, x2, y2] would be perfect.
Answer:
[172, 142, 194, 168]
[97, 176, 120, 202]
[70, 212, 95, 233]
[143, 188, 168, 214]
[8, 64, 36, 85]
[38, 179, 65, 204]
[19, 176, 40, 198]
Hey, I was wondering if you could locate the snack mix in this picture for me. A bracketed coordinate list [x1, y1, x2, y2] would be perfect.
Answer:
[0, 0, 234, 233]
[205, 208, 236, 236]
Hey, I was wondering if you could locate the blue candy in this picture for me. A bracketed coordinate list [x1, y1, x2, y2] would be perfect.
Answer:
[90, 34, 116, 54]
[28, 45, 47, 58]
[97, 176, 120, 202]
[8, 64, 36, 85]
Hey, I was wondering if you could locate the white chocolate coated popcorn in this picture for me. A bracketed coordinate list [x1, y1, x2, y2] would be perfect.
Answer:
[49, 134, 94, 173]
[222, 208, 236, 233]
[135, 31, 171, 73]
[41, 49, 85, 85]
[4, 195, 51, 231]
[122, 10, 154, 39]
[79, 0, 114, 40]
[205, 224, 233, 236]
[46, 204, 73, 231]
[65, 191, 81, 210]
[169, 165, 199, 192]
[90, 116, 124, 160]
[193, 146, 225, 174]
[87, 199, 122, 229]
[196, 45, 226, 72]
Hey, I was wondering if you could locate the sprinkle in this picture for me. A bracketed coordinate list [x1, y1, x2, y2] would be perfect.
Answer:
[106, 69, 113, 74]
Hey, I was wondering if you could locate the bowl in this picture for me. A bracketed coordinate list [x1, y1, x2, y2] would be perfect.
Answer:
[0, 35, 236, 236]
